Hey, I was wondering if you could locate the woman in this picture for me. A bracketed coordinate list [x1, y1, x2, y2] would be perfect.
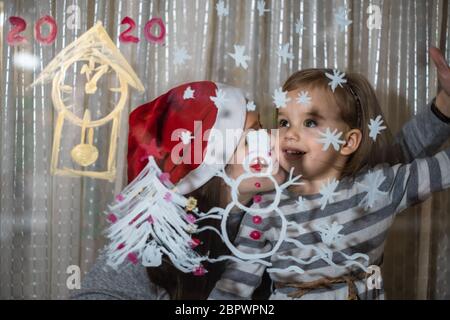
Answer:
[71, 81, 284, 299]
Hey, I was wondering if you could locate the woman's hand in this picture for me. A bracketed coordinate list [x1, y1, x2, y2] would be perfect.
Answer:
[430, 47, 450, 116]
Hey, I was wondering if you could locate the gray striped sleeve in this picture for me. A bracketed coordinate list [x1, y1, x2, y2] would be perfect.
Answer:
[388, 148, 450, 214]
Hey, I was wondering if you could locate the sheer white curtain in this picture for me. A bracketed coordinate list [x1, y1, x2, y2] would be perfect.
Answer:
[0, 0, 449, 299]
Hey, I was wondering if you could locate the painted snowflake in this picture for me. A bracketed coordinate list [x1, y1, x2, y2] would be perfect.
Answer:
[368, 115, 387, 141]
[325, 69, 347, 92]
[318, 178, 340, 210]
[273, 87, 291, 109]
[246, 100, 256, 112]
[173, 47, 191, 66]
[277, 43, 294, 64]
[183, 86, 195, 100]
[356, 170, 387, 210]
[210, 89, 229, 110]
[295, 18, 306, 34]
[335, 6, 352, 31]
[317, 221, 344, 246]
[180, 130, 194, 145]
[256, 0, 270, 16]
[317, 128, 345, 151]
[296, 90, 312, 107]
[216, 0, 229, 17]
[228, 45, 250, 69]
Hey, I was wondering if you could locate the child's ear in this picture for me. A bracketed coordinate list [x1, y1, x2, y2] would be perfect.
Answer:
[340, 129, 362, 156]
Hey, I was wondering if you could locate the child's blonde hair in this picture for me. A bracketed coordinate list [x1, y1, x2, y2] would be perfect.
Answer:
[282, 68, 396, 178]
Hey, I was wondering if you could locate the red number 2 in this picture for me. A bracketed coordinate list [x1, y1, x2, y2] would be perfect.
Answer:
[119, 16, 140, 43]
[7, 16, 27, 45]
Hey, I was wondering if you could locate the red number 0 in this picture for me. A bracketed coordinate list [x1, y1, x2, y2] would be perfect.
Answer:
[7, 16, 27, 45]
[35, 15, 57, 45]
[144, 17, 166, 44]
[119, 16, 140, 43]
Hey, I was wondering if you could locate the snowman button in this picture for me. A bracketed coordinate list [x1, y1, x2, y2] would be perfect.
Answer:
[252, 215, 262, 224]
[250, 230, 261, 240]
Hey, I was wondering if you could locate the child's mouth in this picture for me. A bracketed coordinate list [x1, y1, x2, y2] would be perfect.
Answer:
[283, 149, 306, 160]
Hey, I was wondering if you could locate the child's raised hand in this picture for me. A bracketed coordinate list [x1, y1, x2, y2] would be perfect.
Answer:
[430, 47, 450, 116]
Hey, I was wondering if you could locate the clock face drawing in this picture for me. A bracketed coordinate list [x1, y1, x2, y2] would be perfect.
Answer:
[32, 22, 144, 181]
[55, 57, 126, 168]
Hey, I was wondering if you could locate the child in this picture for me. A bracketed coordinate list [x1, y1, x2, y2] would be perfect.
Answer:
[209, 52, 450, 300]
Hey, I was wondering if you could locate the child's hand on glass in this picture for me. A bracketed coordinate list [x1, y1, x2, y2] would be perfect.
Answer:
[430, 47, 450, 116]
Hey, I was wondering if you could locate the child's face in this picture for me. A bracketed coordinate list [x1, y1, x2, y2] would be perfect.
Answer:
[277, 87, 350, 181]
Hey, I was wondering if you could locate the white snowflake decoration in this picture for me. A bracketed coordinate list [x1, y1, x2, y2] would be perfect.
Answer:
[180, 130, 194, 145]
[368, 115, 387, 141]
[295, 196, 308, 211]
[295, 18, 306, 34]
[325, 69, 347, 92]
[183, 86, 195, 100]
[173, 47, 191, 66]
[246, 100, 256, 112]
[228, 45, 251, 69]
[277, 43, 294, 64]
[210, 89, 229, 110]
[317, 221, 344, 246]
[296, 90, 312, 107]
[256, 0, 270, 16]
[356, 170, 387, 210]
[272, 87, 291, 109]
[335, 6, 353, 31]
[216, 0, 229, 17]
[319, 178, 340, 210]
[317, 128, 345, 151]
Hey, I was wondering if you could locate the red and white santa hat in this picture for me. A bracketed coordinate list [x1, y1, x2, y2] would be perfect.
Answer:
[104, 81, 247, 273]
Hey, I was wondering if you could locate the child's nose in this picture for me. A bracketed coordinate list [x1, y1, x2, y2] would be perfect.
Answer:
[284, 126, 300, 141]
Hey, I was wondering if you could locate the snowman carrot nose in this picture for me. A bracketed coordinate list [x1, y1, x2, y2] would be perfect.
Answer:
[250, 163, 262, 172]
[249, 157, 270, 172]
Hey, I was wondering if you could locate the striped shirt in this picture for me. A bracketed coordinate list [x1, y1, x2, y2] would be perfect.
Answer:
[210, 103, 450, 300]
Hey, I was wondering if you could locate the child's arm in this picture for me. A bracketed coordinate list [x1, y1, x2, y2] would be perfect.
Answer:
[389, 95, 450, 163]
[373, 146, 450, 215]
[209, 213, 272, 300]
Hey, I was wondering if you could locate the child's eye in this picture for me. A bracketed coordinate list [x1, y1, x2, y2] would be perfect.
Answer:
[278, 119, 290, 127]
[304, 119, 317, 128]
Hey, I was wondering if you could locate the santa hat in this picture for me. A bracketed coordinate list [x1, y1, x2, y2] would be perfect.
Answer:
[104, 81, 247, 273]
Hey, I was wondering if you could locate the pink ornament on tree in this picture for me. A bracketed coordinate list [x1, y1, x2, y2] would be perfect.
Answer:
[189, 238, 201, 248]
[185, 214, 197, 223]
[107, 213, 117, 223]
[159, 172, 171, 183]
[164, 192, 172, 202]
[127, 252, 138, 264]
[193, 265, 206, 276]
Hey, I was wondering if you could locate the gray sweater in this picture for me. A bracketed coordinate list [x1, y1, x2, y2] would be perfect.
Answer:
[71, 103, 450, 300]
